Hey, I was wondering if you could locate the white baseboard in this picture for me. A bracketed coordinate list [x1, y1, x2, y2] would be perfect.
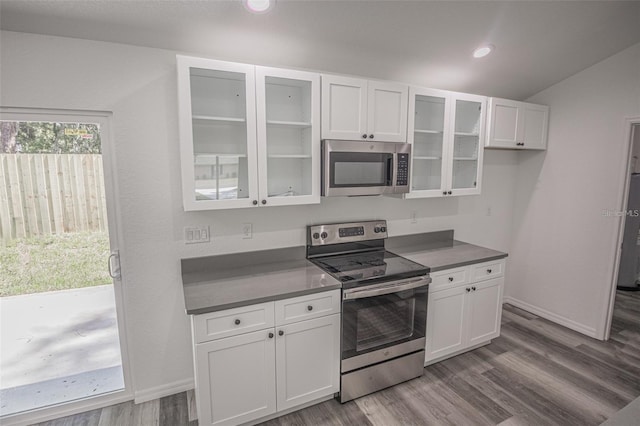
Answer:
[502, 296, 598, 339]
[134, 378, 195, 404]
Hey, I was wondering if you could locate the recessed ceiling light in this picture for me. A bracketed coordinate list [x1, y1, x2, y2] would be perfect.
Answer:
[473, 44, 494, 59]
[243, 0, 275, 14]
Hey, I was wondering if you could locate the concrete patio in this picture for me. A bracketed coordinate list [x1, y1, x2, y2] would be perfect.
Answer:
[0, 285, 124, 416]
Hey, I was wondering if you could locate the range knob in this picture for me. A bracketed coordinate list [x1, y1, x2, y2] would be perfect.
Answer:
[374, 226, 381, 233]
[380, 226, 387, 233]
[321, 232, 328, 239]
[312, 232, 320, 239]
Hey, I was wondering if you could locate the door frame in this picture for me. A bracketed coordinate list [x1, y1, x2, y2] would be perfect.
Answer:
[0, 107, 134, 426]
[601, 116, 640, 341]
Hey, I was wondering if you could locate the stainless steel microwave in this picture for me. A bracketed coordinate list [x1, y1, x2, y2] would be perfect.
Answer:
[321, 140, 411, 196]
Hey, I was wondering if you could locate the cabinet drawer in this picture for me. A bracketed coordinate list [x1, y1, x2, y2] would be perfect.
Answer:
[275, 290, 341, 326]
[430, 267, 470, 292]
[471, 260, 505, 282]
[193, 302, 275, 343]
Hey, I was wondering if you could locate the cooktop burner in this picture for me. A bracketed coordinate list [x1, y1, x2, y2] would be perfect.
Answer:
[310, 249, 428, 288]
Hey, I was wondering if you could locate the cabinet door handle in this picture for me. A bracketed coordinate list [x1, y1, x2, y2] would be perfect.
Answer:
[487, 269, 492, 273]
[369, 134, 374, 139]
[472, 286, 476, 291]
[278, 330, 284, 336]
[234, 319, 241, 325]
[448, 277, 454, 282]
[466, 288, 471, 292]
[362, 134, 368, 139]
[443, 191, 447, 195]
[448, 191, 452, 195]
[307, 305, 313, 311]
[261, 199, 267, 205]
[268, 332, 274, 339]
[252, 200, 258, 205]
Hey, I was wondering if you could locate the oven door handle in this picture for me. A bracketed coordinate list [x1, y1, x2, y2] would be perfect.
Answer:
[343, 276, 430, 300]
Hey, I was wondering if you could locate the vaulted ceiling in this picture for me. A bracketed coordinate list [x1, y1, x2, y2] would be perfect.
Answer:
[2, 1, 639, 99]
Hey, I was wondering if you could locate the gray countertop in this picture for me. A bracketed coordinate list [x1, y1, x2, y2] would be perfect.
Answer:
[386, 231, 508, 272]
[181, 231, 508, 315]
[181, 246, 341, 315]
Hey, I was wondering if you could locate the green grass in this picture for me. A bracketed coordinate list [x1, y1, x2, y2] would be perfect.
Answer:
[0, 231, 111, 297]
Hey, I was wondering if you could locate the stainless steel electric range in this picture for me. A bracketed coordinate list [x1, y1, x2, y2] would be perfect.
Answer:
[307, 220, 431, 403]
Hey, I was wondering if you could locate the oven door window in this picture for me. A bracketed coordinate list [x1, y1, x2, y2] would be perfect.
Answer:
[342, 287, 427, 359]
[329, 152, 393, 188]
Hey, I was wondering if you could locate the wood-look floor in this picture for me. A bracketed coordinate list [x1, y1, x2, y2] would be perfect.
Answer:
[33, 291, 640, 426]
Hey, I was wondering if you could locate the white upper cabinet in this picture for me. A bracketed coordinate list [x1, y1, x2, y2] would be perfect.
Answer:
[177, 57, 258, 211]
[177, 56, 320, 211]
[255, 66, 321, 207]
[407, 89, 485, 198]
[322, 75, 408, 142]
[406, 87, 450, 198]
[321, 76, 367, 140]
[486, 98, 549, 150]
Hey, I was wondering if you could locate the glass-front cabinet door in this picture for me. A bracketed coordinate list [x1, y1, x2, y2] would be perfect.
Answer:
[177, 57, 320, 210]
[449, 94, 486, 196]
[406, 87, 451, 198]
[406, 89, 485, 198]
[177, 56, 258, 210]
[255, 67, 320, 206]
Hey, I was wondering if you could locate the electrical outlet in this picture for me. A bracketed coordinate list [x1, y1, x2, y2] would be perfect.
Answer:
[410, 211, 417, 224]
[242, 223, 253, 239]
[185, 225, 210, 244]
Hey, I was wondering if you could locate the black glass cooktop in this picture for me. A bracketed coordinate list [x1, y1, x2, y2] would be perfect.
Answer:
[310, 249, 429, 289]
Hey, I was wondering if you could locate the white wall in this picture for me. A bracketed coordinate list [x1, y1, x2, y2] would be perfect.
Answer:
[0, 31, 518, 400]
[506, 42, 640, 338]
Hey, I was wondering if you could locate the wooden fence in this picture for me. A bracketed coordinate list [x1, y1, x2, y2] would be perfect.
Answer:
[0, 154, 108, 242]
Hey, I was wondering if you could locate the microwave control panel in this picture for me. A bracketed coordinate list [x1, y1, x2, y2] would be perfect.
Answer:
[396, 153, 409, 186]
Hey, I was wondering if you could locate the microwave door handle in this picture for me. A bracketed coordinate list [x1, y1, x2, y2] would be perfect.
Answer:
[387, 154, 395, 186]
[343, 276, 430, 300]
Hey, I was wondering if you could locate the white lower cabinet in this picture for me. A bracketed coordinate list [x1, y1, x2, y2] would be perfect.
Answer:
[467, 278, 504, 346]
[425, 286, 467, 360]
[192, 290, 340, 426]
[196, 330, 277, 426]
[275, 315, 340, 411]
[425, 260, 505, 364]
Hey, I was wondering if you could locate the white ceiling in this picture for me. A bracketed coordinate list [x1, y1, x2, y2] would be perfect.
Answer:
[1, 0, 640, 100]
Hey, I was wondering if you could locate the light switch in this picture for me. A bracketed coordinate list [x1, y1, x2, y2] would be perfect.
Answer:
[185, 226, 211, 244]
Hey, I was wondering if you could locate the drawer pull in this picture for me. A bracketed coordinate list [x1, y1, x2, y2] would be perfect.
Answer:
[472, 286, 476, 291]
[234, 319, 241, 325]
[268, 332, 274, 339]
[307, 305, 313, 311]
[279, 330, 284, 336]
[466, 288, 471, 292]
[487, 269, 492, 273]
[448, 277, 454, 282]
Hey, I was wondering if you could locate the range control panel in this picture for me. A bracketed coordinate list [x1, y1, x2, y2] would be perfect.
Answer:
[308, 220, 388, 246]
